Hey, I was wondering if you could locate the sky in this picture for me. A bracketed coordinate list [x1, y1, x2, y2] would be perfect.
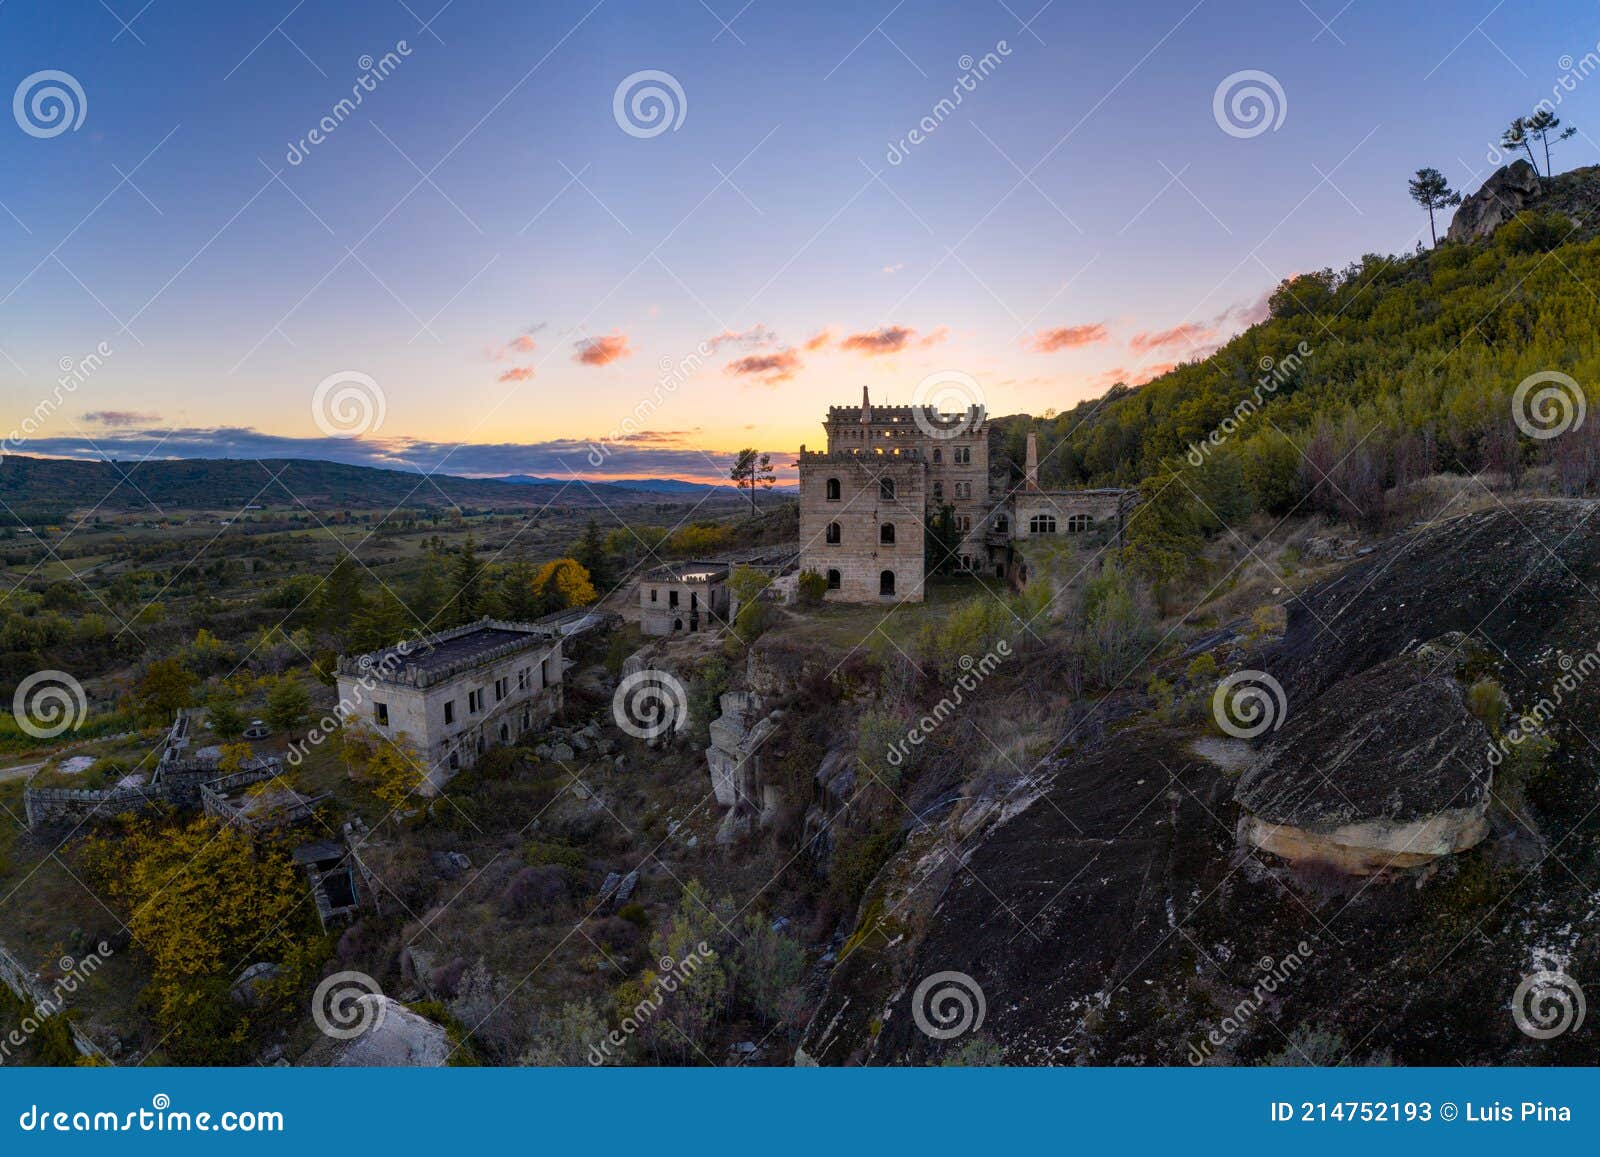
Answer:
[1, 0, 1597, 484]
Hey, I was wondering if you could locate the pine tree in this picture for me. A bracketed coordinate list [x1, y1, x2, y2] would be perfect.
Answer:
[449, 533, 483, 623]
[1407, 167, 1462, 246]
[1525, 109, 1577, 178]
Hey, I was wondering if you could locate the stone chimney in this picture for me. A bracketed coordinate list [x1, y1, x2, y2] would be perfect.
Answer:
[1025, 431, 1040, 490]
[860, 385, 871, 424]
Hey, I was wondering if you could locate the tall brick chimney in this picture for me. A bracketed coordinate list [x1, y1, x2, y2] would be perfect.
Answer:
[1025, 431, 1040, 490]
[861, 385, 871, 424]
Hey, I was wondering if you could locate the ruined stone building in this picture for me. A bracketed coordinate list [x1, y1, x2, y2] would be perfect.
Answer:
[638, 561, 730, 636]
[797, 388, 1137, 602]
[336, 619, 564, 792]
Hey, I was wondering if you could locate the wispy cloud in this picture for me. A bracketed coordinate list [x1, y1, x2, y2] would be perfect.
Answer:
[1095, 362, 1176, 389]
[803, 328, 833, 351]
[705, 324, 776, 352]
[725, 348, 801, 385]
[574, 331, 632, 366]
[497, 366, 535, 382]
[1128, 322, 1216, 353]
[838, 324, 943, 356]
[1026, 323, 1110, 353]
[81, 410, 162, 427]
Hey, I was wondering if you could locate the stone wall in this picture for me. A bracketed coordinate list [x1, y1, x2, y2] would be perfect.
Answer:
[798, 454, 927, 603]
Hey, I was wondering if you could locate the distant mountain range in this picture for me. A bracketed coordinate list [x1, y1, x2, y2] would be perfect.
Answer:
[499, 474, 727, 494]
[0, 455, 771, 515]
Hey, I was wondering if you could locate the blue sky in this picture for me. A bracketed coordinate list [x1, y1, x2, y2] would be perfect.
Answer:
[1, 0, 1596, 482]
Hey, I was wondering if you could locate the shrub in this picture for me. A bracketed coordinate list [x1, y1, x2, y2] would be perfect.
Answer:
[523, 841, 586, 872]
[1466, 677, 1509, 734]
[500, 865, 573, 918]
[796, 569, 828, 605]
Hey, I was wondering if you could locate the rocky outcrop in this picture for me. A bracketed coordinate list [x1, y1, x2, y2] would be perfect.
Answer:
[797, 501, 1600, 1066]
[705, 691, 783, 843]
[1233, 652, 1492, 874]
[1447, 160, 1541, 242]
[299, 996, 450, 1066]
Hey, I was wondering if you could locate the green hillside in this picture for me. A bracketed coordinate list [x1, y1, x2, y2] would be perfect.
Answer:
[986, 171, 1600, 596]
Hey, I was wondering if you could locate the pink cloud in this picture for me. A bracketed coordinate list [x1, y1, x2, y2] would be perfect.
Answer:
[1026, 323, 1110, 353]
[725, 348, 802, 385]
[1096, 362, 1177, 390]
[804, 328, 833, 351]
[574, 331, 632, 366]
[498, 367, 535, 383]
[840, 325, 918, 356]
[1128, 322, 1217, 354]
[706, 324, 776, 352]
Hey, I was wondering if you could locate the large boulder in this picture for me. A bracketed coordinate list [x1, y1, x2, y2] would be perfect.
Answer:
[1233, 651, 1493, 873]
[299, 996, 451, 1066]
[1447, 160, 1541, 242]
